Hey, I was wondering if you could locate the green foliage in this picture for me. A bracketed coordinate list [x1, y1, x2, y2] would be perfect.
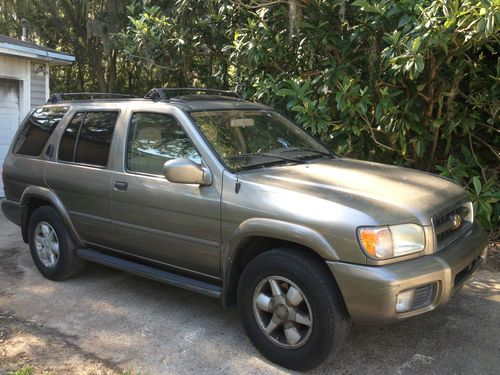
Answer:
[4, 0, 498, 228]
[8, 365, 34, 375]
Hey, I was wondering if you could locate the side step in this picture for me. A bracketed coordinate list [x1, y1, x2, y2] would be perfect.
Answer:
[77, 248, 222, 298]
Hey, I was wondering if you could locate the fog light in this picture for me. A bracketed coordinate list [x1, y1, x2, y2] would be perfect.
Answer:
[396, 289, 415, 313]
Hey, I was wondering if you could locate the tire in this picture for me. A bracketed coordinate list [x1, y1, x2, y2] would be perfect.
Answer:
[28, 205, 86, 281]
[237, 248, 350, 371]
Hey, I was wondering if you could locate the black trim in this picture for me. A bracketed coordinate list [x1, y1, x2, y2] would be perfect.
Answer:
[145, 88, 240, 100]
[77, 248, 222, 298]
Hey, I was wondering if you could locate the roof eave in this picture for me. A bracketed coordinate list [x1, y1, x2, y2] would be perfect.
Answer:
[0, 43, 75, 65]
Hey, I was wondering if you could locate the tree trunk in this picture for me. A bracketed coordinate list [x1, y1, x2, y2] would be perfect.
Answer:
[289, 0, 302, 40]
[108, 49, 117, 92]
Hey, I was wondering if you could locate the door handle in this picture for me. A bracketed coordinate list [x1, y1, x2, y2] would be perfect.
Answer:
[114, 181, 128, 191]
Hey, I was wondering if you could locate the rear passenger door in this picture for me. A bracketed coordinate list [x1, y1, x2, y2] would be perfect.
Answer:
[45, 110, 119, 247]
[110, 111, 221, 278]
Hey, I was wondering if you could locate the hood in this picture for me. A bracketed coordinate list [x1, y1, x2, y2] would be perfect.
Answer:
[239, 158, 467, 225]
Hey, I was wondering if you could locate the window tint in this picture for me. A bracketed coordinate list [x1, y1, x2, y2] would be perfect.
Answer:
[59, 112, 84, 162]
[127, 112, 201, 175]
[14, 106, 69, 156]
[76, 112, 118, 166]
[58, 111, 118, 167]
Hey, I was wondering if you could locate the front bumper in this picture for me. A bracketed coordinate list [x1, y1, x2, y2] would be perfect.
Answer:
[328, 222, 488, 324]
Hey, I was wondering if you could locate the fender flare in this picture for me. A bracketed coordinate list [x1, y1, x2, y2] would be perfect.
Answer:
[222, 218, 339, 305]
[20, 186, 83, 246]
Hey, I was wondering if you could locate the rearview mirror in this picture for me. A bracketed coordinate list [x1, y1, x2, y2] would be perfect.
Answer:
[163, 158, 212, 186]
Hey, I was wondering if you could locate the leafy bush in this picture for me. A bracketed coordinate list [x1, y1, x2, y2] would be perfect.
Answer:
[123, 0, 499, 228]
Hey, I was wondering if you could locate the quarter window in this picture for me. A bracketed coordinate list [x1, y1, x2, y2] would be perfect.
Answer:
[59, 111, 118, 167]
[14, 106, 69, 156]
[127, 112, 201, 175]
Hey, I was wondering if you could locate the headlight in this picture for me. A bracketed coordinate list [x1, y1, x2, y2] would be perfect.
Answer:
[357, 224, 425, 259]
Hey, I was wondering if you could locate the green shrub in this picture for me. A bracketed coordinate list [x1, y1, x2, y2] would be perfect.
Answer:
[123, 0, 499, 228]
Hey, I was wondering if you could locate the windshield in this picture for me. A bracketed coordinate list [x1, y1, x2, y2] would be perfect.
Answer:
[190, 110, 332, 171]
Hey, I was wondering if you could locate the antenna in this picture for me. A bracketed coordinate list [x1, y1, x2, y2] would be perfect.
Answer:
[235, 173, 241, 194]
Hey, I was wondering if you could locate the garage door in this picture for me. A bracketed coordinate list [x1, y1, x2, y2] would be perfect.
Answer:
[0, 79, 20, 197]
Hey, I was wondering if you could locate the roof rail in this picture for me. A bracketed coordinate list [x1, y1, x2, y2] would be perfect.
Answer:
[47, 92, 136, 103]
[145, 88, 240, 100]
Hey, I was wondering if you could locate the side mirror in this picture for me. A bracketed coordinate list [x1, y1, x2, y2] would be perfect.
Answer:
[163, 158, 212, 186]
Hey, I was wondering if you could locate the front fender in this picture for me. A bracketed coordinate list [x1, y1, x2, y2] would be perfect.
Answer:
[226, 218, 339, 263]
[20, 186, 83, 246]
[221, 218, 338, 306]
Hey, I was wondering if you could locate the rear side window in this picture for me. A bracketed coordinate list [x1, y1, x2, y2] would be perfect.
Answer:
[14, 106, 69, 156]
[59, 111, 118, 167]
[59, 112, 84, 162]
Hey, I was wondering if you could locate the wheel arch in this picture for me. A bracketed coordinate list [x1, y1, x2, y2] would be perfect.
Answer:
[20, 186, 83, 246]
[221, 218, 340, 307]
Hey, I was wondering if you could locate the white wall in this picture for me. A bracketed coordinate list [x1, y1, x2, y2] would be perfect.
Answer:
[30, 61, 48, 107]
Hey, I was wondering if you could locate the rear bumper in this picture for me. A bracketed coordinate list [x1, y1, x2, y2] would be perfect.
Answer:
[1, 198, 21, 226]
[328, 221, 488, 324]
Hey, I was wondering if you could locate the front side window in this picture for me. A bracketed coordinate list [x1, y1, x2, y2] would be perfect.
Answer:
[127, 112, 201, 175]
[59, 111, 118, 167]
[14, 106, 69, 156]
[190, 110, 331, 171]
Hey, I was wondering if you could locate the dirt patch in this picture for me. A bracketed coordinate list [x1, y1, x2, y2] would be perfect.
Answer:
[0, 311, 129, 375]
[482, 230, 500, 272]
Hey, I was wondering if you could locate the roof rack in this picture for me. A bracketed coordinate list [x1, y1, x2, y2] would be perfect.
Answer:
[145, 88, 240, 100]
[47, 92, 136, 103]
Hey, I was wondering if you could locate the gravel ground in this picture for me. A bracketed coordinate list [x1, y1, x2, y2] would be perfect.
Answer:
[0, 211, 499, 375]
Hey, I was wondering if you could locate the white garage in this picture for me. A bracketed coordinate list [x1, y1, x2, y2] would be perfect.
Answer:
[0, 34, 74, 196]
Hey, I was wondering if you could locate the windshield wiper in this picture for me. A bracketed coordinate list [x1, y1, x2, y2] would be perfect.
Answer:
[228, 152, 306, 172]
[227, 152, 304, 163]
[280, 147, 335, 158]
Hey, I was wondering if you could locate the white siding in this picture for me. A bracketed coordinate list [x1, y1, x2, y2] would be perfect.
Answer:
[30, 62, 48, 107]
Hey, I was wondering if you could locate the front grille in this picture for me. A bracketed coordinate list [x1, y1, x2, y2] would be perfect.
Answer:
[433, 202, 473, 251]
[411, 283, 436, 310]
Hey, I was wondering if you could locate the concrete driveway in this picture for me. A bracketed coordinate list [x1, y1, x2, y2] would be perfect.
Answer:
[1, 211, 499, 375]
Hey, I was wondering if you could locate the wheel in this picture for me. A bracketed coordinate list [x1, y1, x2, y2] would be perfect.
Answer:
[237, 248, 350, 371]
[28, 205, 86, 281]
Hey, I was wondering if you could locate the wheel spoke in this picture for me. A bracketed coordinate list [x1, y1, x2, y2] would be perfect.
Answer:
[265, 316, 281, 334]
[293, 311, 312, 327]
[49, 230, 57, 242]
[269, 279, 283, 297]
[284, 325, 301, 346]
[286, 286, 303, 306]
[41, 224, 50, 237]
[255, 293, 272, 313]
[51, 242, 59, 255]
[35, 235, 44, 243]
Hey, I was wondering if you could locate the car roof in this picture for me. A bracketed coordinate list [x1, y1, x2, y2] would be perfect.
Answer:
[39, 95, 270, 113]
